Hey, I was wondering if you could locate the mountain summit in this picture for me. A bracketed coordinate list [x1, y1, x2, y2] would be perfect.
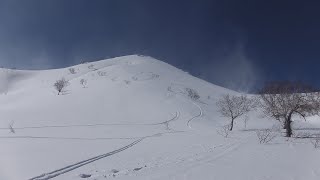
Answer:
[0, 55, 319, 180]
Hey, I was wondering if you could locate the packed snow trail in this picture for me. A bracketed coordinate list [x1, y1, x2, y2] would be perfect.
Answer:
[187, 101, 203, 129]
[28, 138, 143, 180]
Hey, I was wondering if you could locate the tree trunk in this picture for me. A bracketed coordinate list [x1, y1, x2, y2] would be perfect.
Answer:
[229, 118, 234, 131]
[284, 114, 293, 137]
[283, 120, 287, 129]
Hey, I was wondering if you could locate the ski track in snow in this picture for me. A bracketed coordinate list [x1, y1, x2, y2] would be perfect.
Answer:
[10, 71, 204, 179]
[100, 135, 252, 180]
[2, 56, 319, 180]
[166, 83, 203, 129]
[27, 131, 185, 180]
[26, 111, 182, 179]
[28, 138, 143, 180]
[3, 59, 237, 180]
[187, 101, 203, 129]
[0, 111, 180, 131]
[157, 111, 180, 131]
[4, 66, 185, 179]
[0, 112, 182, 141]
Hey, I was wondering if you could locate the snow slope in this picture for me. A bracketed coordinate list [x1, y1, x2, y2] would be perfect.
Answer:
[0, 55, 319, 180]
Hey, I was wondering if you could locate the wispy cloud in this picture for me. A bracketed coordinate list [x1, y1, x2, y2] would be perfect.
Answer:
[201, 42, 262, 92]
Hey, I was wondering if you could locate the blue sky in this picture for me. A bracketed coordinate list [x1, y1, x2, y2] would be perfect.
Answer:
[0, 0, 319, 91]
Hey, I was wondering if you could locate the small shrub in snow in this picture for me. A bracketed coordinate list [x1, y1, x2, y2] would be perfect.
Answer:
[68, 68, 76, 74]
[88, 64, 97, 70]
[153, 74, 160, 79]
[54, 78, 69, 95]
[256, 129, 276, 144]
[124, 80, 131, 84]
[8, 121, 15, 133]
[185, 88, 200, 101]
[80, 79, 87, 88]
[310, 138, 320, 149]
[217, 125, 231, 138]
[97, 71, 107, 76]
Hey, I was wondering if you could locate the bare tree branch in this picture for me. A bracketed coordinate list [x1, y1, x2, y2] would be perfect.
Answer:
[216, 94, 257, 131]
[259, 81, 320, 137]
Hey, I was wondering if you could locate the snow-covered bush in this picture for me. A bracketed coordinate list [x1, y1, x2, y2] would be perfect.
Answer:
[80, 60, 88, 64]
[185, 88, 200, 101]
[124, 80, 131, 84]
[311, 138, 320, 149]
[88, 64, 97, 70]
[256, 129, 276, 144]
[80, 79, 87, 88]
[9, 121, 15, 133]
[97, 71, 107, 76]
[68, 68, 76, 74]
[217, 125, 231, 138]
[54, 78, 69, 95]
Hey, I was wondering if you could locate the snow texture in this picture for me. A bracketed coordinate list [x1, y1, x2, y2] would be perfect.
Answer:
[0, 55, 319, 180]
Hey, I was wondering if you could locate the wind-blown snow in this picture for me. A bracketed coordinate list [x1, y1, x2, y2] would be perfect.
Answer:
[0, 55, 319, 180]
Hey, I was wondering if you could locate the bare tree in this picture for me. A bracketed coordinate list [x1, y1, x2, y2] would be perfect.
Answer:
[259, 81, 320, 137]
[216, 94, 257, 131]
[80, 79, 87, 88]
[54, 78, 69, 95]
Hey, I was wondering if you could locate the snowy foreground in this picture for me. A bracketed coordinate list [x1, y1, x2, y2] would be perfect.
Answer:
[0, 55, 319, 180]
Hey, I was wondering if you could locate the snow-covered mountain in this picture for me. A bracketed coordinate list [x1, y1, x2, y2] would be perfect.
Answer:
[0, 55, 319, 180]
